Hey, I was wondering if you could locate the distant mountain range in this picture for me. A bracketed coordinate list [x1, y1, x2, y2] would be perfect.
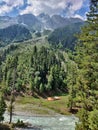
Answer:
[0, 13, 84, 31]
[0, 13, 84, 48]
[38, 13, 83, 30]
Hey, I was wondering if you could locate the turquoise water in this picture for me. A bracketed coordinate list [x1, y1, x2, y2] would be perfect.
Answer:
[4, 112, 78, 130]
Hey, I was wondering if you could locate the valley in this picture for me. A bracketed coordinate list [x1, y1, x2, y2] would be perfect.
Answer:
[0, 1, 98, 130]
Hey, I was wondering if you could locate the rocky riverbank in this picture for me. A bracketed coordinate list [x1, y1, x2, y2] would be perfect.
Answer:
[4, 111, 78, 130]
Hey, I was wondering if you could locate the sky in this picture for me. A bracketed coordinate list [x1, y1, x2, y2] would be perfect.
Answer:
[0, 0, 89, 19]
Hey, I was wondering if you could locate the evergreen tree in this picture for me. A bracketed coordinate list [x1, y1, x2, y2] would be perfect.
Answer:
[39, 83, 44, 93]
[9, 94, 15, 124]
[4, 55, 18, 124]
[67, 61, 78, 111]
[75, 0, 98, 129]
[0, 95, 6, 122]
[88, 109, 98, 130]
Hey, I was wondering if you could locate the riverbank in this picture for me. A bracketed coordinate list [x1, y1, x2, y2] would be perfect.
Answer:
[4, 95, 78, 130]
[12, 95, 71, 116]
[4, 112, 78, 130]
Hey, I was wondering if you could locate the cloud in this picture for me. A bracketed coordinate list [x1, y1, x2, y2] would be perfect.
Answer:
[3, 0, 24, 7]
[0, 0, 24, 15]
[0, 4, 12, 15]
[0, 0, 88, 18]
[20, 0, 85, 17]
[73, 14, 85, 20]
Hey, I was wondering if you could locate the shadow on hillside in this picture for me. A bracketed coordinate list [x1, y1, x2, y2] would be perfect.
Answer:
[32, 88, 68, 99]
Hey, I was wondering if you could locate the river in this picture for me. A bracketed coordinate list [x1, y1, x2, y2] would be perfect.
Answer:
[4, 112, 78, 130]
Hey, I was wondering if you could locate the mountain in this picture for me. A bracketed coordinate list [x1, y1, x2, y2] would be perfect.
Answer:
[37, 13, 84, 30]
[48, 22, 84, 50]
[0, 35, 69, 101]
[0, 24, 32, 46]
[0, 16, 17, 29]
[37, 13, 51, 30]
[0, 13, 84, 31]
[17, 14, 42, 32]
[49, 15, 83, 29]
[0, 13, 84, 48]
[0, 14, 42, 32]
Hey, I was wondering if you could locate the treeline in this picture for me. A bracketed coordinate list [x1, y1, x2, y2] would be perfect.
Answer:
[0, 1, 98, 130]
[48, 22, 83, 50]
[0, 24, 32, 46]
[67, 0, 98, 130]
[0, 46, 68, 96]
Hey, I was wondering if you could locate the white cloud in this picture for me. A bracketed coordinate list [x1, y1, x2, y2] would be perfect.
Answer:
[0, 0, 87, 18]
[3, 0, 24, 7]
[0, 0, 24, 15]
[20, 0, 85, 17]
[0, 4, 12, 15]
[73, 14, 84, 20]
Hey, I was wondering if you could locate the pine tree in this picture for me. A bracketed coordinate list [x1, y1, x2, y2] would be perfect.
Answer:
[75, 0, 98, 129]
[0, 95, 6, 122]
[4, 55, 18, 124]
[67, 61, 78, 112]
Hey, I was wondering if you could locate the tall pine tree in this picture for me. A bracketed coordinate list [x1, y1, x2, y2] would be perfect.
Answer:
[75, 0, 98, 130]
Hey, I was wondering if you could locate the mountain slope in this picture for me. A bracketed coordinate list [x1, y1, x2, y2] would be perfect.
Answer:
[37, 13, 84, 30]
[0, 24, 32, 46]
[0, 37, 68, 96]
[0, 14, 84, 31]
[48, 22, 84, 50]
[0, 16, 17, 29]
[17, 14, 42, 31]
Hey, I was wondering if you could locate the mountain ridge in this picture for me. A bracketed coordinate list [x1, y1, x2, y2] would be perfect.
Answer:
[0, 13, 84, 49]
[0, 13, 84, 31]
[0, 24, 32, 46]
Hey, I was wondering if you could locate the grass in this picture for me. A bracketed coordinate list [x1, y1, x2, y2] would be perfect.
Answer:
[42, 96, 70, 115]
[15, 95, 70, 115]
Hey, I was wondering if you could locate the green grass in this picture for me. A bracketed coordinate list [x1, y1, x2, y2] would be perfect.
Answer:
[42, 96, 70, 115]
[15, 95, 70, 115]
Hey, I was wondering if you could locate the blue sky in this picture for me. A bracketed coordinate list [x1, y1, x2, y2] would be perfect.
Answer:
[0, 0, 89, 19]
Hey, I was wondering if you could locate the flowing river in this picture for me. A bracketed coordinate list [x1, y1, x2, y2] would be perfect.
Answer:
[4, 112, 78, 130]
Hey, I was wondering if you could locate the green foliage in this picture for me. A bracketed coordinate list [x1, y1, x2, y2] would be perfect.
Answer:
[48, 23, 83, 50]
[43, 29, 52, 36]
[88, 109, 98, 130]
[0, 44, 68, 95]
[13, 119, 28, 128]
[39, 83, 44, 93]
[0, 95, 6, 122]
[15, 79, 23, 92]
[8, 93, 15, 124]
[0, 24, 32, 46]
[35, 32, 41, 37]
[67, 60, 78, 111]
[74, 1, 98, 130]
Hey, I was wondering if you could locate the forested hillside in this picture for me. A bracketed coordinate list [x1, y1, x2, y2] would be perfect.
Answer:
[0, 39, 69, 97]
[48, 22, 84, 50]
[0, 0, 98, 130]
[0, 24, 32, 46]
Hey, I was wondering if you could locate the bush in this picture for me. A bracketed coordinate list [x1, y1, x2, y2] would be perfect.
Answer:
[13, 119, 27, 128]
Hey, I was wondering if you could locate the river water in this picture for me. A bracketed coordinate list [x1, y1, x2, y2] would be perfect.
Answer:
[4, 112, 78, 130]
